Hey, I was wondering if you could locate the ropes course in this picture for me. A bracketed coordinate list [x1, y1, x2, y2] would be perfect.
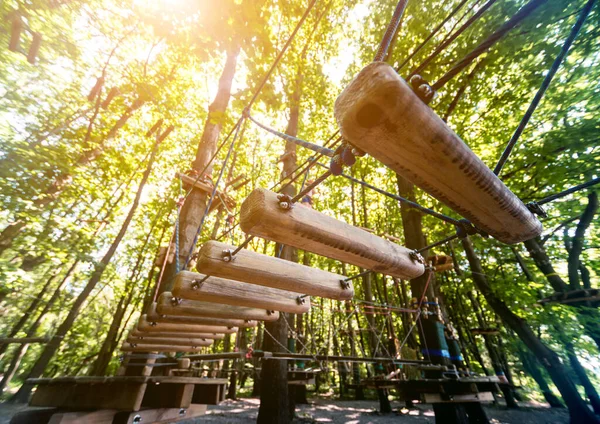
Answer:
[8, 0, 599, 422]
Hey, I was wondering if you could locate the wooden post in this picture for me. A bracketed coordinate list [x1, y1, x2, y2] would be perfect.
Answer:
[173, 271, 311, 314]
[197, 241, 354, 301]
[147, 303, 257, 328]
[137, 315, 237, 334]
[157, 292, 280, 322]
[240, 188, 424, 279]
[335, 62, 542, 244]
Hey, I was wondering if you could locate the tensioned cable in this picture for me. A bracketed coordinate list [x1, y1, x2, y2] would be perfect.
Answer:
[431, 0, 549, 91]
[493, 0, 596, 176]
[374, 0, 410, 61]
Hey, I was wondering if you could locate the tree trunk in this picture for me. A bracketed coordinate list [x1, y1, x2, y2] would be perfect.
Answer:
[519, 347, 564, 408]
[567, 192, 597, 290]
[161, 47, 240, 292]
[566, 342, 600, 414]
[461, 236, 599, 423]
[10, 136, 161, 403]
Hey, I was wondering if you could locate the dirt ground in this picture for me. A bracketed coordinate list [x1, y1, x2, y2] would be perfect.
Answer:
[0, 398, 570, 424]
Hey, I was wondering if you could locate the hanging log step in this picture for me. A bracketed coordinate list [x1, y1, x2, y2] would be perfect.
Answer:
[147, 303, 257, 328]
[176, 172, 236, 212]
[172, 271, 311, 314]
[129, 330, 225, 340]
[126, 335, 213, 347]
[138, 315, 237, 334]
[240, 188, 424, 280]
[197, 241, 354, 301]
[334, 62, 542, 244]
[157, 292, 280, 322]
[121, 342, 209, 353]
[428, 255, 454, 272]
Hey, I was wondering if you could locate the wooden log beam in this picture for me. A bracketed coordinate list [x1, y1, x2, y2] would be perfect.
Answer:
[121, 343, 209, 353]
[157, 292, 280, 322]
[197, 241, 354, 301]
[240, 188, 424, 279]
[129, 330, 225, 340]
[126, 336, 212, 347]
[334, 62, 542, 244]
[172, 270, 311, 314]
[0, 337, 49, 344]
[147, 303, 257, 328]
[137, 315, 237, 334]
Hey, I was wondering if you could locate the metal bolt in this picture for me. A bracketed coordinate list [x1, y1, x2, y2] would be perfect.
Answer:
[191, 279, 202, 290]
[179, 408, 186, 416]
[279, 201, 290, 210]
[170, 297, 182, 307]
[150, 321, 157, 326]
[409, 250, 425, 264]
[133, 414, 142, 423]
[340, 279, 351, 290]
[266, 310, 275, 315]
[296, 296, 306, 305]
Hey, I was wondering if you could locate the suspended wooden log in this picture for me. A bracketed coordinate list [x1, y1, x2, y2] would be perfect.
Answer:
[538, 288, 600, 308]
[157, 292, 280, 322]
[197, 241, 354, 301]
[240, 188, 424, 279]
[26, 32, 42, 64]
[121, 343, 209, 353]
[9, 17, 22, 52]
[126, 335, 212, 347]
[334, 62, 542, 244]
[129, 330, 225, 340]
[137, 315, 237, 334]
[177, 172, 236, 212]
[172, 271, 311, 314]
[428, 254, 454, 272]
[147, 303, 257, 328]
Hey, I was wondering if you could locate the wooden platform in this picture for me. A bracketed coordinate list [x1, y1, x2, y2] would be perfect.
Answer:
[334, 62, 542, 244]
[172, 270, 311, 314]
[27, 376, 227, 412]
[240, 188, 424, 279]
[539, 288, 600, 308]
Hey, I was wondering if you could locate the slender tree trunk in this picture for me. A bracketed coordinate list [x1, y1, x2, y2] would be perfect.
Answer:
[566, 342, 600, 414]
[461, 236, 599, 423]
[518, 347, 564, 408]
[10, 136, 162, 403]
[161, 47, 240, 292]
[567, 192, 597, 290]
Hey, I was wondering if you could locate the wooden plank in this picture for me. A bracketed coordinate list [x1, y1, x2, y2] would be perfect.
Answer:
[424, 392, 494, 404]
[30, 381, 147, 411]
[9, 408, 57, 424]
[197, 241, 354, 301]
[47, 406, 207, 424]
[334, 62, 542, 244]
[29, 376, 227, 385]
[191, 384, 227, 405]
[138, 315, 237, 334]
[142, 382, 194, 409]
[47, 410, 118, 424]
[126, 336, 213, 347]
[240, 188, 424, 279]
[147, 303, 257, 327]
[157, 292, 280, 321]
[172, 270, 311, 314]
[130, 330, 224, 340]
[121, 342, 210, 353]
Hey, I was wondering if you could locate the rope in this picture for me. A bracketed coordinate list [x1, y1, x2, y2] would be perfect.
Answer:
[248, 114, 335, 157]
[409, 0, 498, 77]
[493, 0, 596, 176]
[374, 0, 410, 61]
[175, 178, 182, 272]
[431, 0, 549, 91]
[535, 177, 600, 206]
[396, 0, 470, 72]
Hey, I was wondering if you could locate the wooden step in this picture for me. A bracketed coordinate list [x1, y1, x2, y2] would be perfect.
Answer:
[240, 188, 424, 279]
[172, 271, 311, 314]
[147, 303, 257, 328]
[126, 335, 213, 347]
[121, 342, 210, 352]
[138, 315, 237, 334]
[334, 62, 542, 244]
[197, 241, 353, 301]
[130, 329, 225, 340]
[157, 292, 280, 321]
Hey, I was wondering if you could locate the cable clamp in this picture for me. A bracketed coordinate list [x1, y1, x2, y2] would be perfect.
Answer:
[277, 193, 293, 211]
[150, 321, 158, 326]
[526, 201, 548, 218]
[222, 249, 235, 262]
[409, 75, 435, 103]
[170, 297, 182, 307]
[340, 279, 352, 290]
[409, 250, 425, 264]
[191, 279, 204, 290]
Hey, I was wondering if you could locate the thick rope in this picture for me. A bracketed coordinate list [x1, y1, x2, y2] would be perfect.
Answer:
[374, 0, 410, 61]
[493, 0, 596, 176]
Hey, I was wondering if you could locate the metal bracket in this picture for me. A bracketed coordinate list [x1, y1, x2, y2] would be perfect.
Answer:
[526, 201, 548, 218]
[340, 279, 352, 290]
[222, 249, 235, 262]
[277, 193, 293, 211]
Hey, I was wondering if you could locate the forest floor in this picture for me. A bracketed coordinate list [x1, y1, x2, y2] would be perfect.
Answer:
[0, 398, 570, 424]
